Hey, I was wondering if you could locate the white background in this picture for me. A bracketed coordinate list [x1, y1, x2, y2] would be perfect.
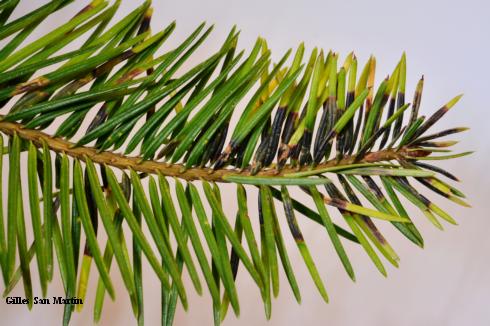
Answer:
[1, 0, 490, 325]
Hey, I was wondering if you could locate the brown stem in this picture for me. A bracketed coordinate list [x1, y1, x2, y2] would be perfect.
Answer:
[0, 118, 418, 182]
